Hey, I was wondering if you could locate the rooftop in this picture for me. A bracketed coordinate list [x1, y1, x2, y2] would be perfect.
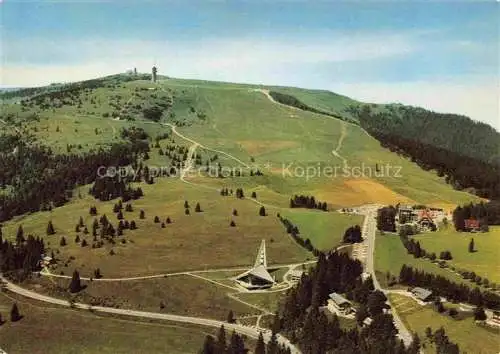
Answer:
[411, 287, 433, 300]
[329, 292, 351, 306]
[236, 265, 274, 284]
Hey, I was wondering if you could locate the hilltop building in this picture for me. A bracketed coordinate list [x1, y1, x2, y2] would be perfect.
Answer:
[234, 240, 275, 290]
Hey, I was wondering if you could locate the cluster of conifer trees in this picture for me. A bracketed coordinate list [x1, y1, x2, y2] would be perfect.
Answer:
[342, 225, 362, 243]
[351, 104, 500, 165]
[0, 133, 149, 222]
[268, 91, 354, 123]
[367, 131, 500, 199]
[376, 206, 397, 232]
[0, 228, 45, 281]
[278, 215, 318, 255]
[200, 325, 291, 354]
[289, 195, 328, 211]
[89, 176, 144, 202]
[272, 252, 423, 353]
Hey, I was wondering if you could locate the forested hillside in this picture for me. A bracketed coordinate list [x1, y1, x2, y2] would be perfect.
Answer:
[370, 131, 500, 200]
[350, 104, 500, 165]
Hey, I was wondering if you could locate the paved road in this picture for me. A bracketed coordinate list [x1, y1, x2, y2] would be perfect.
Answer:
[360, 205, 414, 347]
[0, 276, 301, 353]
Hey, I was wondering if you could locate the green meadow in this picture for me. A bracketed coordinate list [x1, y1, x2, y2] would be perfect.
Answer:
[389, 294, 500, 354]
[281, 209, 364, 251]
[414, 225, 500, 284]
[0, 292, 214, 354]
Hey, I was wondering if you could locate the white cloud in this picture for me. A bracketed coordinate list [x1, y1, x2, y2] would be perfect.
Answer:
[331, 79, 500, 130]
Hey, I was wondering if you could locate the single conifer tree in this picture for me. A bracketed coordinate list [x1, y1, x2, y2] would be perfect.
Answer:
[69, 270, 81, 293]
[227, 310, 235, 323]
[16, 225, 25, 244]
[468, 238, 475, 253]
[10, 303, 21, 322]
[255, 332, 266, 354]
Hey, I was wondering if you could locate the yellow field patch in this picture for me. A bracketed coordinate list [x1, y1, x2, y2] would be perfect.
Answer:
[314, 178, 415, 207]
[238, 140, 299, 156]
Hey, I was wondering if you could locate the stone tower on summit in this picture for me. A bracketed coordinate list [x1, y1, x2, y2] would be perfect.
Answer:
[151, 66, 158, 83]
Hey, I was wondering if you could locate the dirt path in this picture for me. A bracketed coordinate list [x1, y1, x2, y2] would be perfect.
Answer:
[180, 142, 199, 181]
[40, 261, 316, 282]
[253, 89, 350, 167]
[331, 122, 348, 168]
[162, 123, 251, 169]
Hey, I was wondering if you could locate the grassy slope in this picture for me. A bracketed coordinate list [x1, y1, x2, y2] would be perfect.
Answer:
[0, 293, 212, 354]
[2, 76, 480, 208]
[281, 209, 364, 251]
[160, 79, 480, 208]
[388, 294, 500, 354]
[2, 178, 310, 278]
[25, 275, 258, 321]
[268, 86, 360, 122]
[234, 291, 285, 313]
[413, 226, 500, 283]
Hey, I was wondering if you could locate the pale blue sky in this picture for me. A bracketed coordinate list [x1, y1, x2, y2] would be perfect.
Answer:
[1, 1, 499, 128]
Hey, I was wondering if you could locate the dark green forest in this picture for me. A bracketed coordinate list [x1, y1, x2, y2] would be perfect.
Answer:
[351, 104, 500, 165]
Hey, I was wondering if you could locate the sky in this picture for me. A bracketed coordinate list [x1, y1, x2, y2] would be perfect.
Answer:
[1, 1, 499, 129]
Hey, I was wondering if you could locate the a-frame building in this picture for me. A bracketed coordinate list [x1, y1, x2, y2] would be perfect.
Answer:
[235, 240, 275, 290]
